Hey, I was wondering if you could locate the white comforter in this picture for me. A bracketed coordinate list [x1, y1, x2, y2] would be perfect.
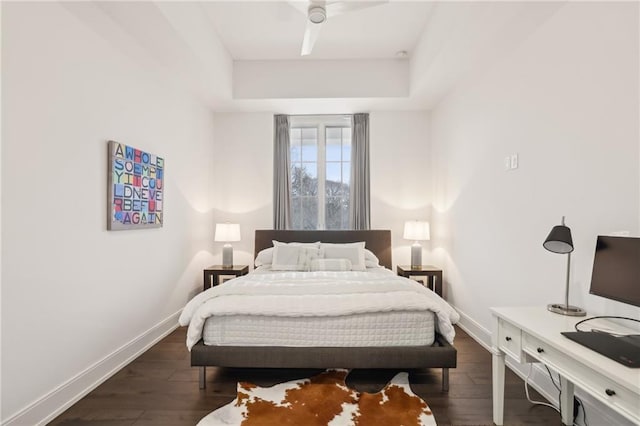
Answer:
[179, 270, 460, 350]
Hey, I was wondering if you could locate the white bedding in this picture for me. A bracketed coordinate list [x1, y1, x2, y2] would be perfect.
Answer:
[202, 310, 436, 346]
[179, 268, 459, 350]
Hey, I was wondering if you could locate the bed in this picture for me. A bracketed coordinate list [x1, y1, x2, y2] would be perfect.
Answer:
[183, 229, 457, 391]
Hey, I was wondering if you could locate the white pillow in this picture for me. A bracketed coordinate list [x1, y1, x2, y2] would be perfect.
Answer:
[254, 247, 274, 266]
[272, 240, 320, 249]
[297, 246, 320, 270]
[320, 242, 366, 271]
[364, 248, 380, 268]
[320, 242, 365, 250]
[271, 241, 320, 271]
[309, 258, 352, 271]
[255, 241, 320, 267]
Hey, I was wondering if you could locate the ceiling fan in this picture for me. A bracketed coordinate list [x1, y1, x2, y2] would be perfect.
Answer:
[289, 1, 388, 56]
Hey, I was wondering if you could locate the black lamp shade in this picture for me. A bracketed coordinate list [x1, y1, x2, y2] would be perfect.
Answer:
[543, 225, 574, 254]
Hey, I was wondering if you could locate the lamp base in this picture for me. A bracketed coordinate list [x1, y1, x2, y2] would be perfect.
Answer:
[222, 244, 233, 268]
[410, 242, 422, 269]
[547, 303, 586, 317]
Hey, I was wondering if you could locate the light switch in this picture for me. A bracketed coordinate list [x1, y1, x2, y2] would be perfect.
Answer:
[504, 156, 511, 170]
[510, 154, 519, 169]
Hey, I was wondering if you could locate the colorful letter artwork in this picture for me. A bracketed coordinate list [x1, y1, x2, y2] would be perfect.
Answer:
[108, 141, 164, 230]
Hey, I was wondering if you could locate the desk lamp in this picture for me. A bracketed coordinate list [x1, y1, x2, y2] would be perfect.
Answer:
[543, 216, 586, 316]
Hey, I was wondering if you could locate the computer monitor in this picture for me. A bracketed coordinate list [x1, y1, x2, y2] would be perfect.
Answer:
[590, 236, 640, 307]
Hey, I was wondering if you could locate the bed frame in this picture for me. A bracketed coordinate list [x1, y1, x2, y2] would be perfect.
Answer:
[191, 230, 457, 391]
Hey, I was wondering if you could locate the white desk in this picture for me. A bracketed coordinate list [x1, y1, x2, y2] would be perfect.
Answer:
[491, 307, 640, 425]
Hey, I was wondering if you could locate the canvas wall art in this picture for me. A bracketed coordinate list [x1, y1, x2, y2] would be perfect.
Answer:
[108, 140, 164, 230]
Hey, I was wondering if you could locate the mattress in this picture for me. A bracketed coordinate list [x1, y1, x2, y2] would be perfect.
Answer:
[202, 310, 436, 347]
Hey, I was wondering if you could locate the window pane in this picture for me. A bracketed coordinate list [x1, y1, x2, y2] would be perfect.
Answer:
[301, 127, 317, 140]
[326, 127, 341, 139]
[326, 140, 341, 162]
[327, 168, 348, 197]
[290, 162, 301, 196]
[302, 197, 318, 230]
[340, 197, 349, 229]
[290, 128, 302, 162]
[326, 196, 349, 230]
[342, 163, 351, 185]
[291, 163, 318, 195]
[326, 180, 344, 198]
[290, 128, 301, 142]
[342, 127, 351, 142]
[291, 197, 302, 229]
[301, 139, 317, 162]
[327, 127, 345, 162]
[325, 196, 340, 230]
[290, 141, 301, 162]
[342, 143, 351, 161]
[302, 163, 317, 196]
[326, 162, 341, 185]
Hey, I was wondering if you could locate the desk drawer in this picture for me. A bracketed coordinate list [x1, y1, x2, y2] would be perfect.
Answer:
[522, 333, 639, 423]
[498, 319, 522, 362]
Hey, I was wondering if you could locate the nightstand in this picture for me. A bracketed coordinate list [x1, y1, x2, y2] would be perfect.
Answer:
[397, 265, 443, 297]
[203, 265, 249, 291]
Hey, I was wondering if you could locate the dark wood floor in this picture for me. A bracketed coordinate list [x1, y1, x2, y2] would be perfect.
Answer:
[50, 326, 562, 425]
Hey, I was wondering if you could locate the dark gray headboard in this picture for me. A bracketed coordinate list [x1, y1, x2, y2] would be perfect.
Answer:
[254, 230, 392, 270]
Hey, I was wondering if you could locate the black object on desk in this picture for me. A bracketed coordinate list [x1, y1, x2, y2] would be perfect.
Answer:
[561, 331, 640, 368]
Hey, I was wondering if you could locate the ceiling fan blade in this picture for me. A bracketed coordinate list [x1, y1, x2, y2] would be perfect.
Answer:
[325, 0, 388, 18]
[301, 20, 323, 56]
[288, 1, 310, 16]
[288, 0, 328, 16]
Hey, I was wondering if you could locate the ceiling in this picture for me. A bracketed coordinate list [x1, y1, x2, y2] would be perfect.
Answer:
[201, 1, 434, 60]
[63, 1, 564, 113]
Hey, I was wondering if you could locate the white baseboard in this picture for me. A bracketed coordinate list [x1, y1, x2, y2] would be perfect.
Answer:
[454, 308, 493, 351]
[2, 310, 181, 426]
[453, 306, 633, 426]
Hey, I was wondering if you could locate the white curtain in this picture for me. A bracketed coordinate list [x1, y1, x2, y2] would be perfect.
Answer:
[273, 115, 291, 230]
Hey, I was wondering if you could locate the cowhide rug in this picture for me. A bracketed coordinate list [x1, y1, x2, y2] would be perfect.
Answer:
[198, 369, 437, 426]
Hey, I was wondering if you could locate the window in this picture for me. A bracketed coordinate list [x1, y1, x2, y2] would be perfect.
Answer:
[289, 116, 351, 230]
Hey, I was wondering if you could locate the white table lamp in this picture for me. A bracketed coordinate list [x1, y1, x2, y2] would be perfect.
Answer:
[214, 223, 241, 268]
[404, 221, 430, 269]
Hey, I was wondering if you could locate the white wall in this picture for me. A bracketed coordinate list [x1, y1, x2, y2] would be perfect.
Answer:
[211, 110, 430, 268]
[369, 111, 431, 268]
[430, 2, 638, 423]
[234, 59, 409, 99]
[431, 0, 639, 329]
[1, 3, 216, 423]
[211, 112, 274, 266]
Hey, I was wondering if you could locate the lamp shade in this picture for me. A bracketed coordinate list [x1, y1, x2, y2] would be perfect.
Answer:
[214, 223, 241, 242]
[403, 221, 430, 241]
[543, 223, 573, 254]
